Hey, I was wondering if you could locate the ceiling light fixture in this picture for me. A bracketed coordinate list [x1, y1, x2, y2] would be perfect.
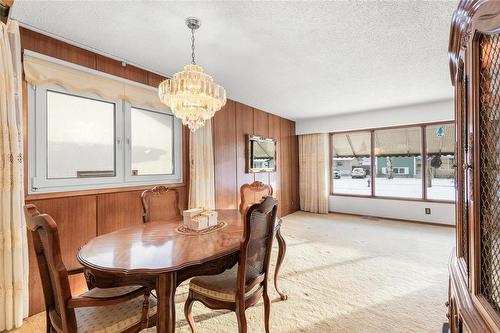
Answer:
[159, 17, 226, 132]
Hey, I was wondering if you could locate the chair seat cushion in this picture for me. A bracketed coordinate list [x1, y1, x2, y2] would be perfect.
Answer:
[189, 266, 259, 302]
[75, 294, 156, 333]
[80, 285, 143, 299]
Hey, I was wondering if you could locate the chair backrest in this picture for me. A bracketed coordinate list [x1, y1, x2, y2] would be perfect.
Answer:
[239, 181, 273, 215]
[24, 204, 77, 332]
[237, 196, 278, 295]
[141, 185, 181, 223]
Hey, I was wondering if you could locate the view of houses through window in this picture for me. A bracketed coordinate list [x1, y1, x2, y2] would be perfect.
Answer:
[374, 126, 423, 199]
[425, 124, 455, 200]
[331, 131, 372, 196]
[330, 122, 455, 201]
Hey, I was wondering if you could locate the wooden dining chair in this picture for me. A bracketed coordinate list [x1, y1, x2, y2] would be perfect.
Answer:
[239, 181, 273, 215]
[24, 204, 157, 333]
[141, 185, 181, 223]
[239, 181, 288, 301]
[184, 196, 278, 333]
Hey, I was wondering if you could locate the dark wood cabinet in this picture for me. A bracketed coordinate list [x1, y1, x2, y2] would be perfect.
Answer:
[448, 1, 500, 331]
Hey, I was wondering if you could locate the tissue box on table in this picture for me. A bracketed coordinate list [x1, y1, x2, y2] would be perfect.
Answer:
[183, 208, 202, 224]
[200, 210, 218, 227]
[182, 208, 218, 231]
[183, 208, 202, 230]
[185, 215, 209, 231]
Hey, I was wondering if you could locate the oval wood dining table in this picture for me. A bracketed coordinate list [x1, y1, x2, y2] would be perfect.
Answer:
[77, 209, 287, 333]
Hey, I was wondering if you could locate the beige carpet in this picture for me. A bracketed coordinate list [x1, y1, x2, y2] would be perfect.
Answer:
[11, 212, 454, 333]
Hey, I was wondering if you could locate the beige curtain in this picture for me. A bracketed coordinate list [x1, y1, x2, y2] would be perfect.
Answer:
[0, 20, 29, 331]
[23, 52, 169, 112]
[299, 133, 329, 213]
[188, 121, 215, 209]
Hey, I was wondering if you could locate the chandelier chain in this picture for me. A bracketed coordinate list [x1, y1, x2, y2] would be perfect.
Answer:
[191, 28, 196, 64]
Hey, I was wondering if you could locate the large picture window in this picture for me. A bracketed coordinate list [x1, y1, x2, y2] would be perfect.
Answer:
[374, 126, 422, 199]
[331, 131, 372, 196]
[28, 84, 183, 193]
[330, 122, 455, 202]
[425, 124, 455, 201]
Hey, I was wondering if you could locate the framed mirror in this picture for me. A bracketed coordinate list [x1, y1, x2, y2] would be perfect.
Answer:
[246, 135, 277, 173]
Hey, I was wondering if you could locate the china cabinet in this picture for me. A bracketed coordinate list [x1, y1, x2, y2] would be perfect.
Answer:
[447, 1, 500, 331]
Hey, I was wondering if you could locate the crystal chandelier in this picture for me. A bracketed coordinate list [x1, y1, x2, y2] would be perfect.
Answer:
[159, 17, 226, 132]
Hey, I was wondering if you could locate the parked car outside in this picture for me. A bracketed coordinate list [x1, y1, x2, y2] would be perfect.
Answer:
[351, 167, 367, 179]
[333, 170, 341, 179]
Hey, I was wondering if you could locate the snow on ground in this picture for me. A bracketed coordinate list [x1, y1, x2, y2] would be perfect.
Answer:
[333, 177, 455, 201]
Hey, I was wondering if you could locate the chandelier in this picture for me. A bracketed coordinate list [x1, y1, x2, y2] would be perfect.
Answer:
[159, 17, 226, 132]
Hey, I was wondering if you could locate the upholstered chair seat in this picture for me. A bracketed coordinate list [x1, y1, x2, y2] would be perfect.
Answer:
[189, 266, 261, 302]
[239, 181, 288, 302]
[24, 204, 157, 333]
[79, 285, 143, 299]
[184, 197, 279, 333]
[76, 294, 157, 333]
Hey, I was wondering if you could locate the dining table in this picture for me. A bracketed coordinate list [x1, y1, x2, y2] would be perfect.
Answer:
[77, 209, 287, 333]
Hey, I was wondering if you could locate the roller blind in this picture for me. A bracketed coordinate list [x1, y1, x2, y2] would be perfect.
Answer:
[23, 51, 170, 112]
[332, 124, 455, 158]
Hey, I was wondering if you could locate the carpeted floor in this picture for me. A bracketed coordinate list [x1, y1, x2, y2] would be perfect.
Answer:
[12, 212, 455, 333]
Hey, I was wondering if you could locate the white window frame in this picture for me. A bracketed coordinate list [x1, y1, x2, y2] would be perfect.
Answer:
[124, 102, 182, 184]
[28, 83, 183, 194]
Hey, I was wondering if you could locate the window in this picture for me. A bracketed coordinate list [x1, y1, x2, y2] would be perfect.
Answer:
[130, 107, 174, 176]
[46, 90, 116, 179]
[381, 167, 409, 175]
[374, 126, 422, 199]
[331, 131, 372, 195]
[425, 124, 455, 201]
[330, 122, 455, 202]
[29, 84, 182, 193]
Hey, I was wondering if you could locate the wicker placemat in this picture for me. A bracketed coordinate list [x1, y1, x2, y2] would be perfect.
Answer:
[176, 220, 227, 235]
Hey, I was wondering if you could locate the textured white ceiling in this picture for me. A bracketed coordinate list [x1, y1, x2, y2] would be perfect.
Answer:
[12, 1, 457, 120]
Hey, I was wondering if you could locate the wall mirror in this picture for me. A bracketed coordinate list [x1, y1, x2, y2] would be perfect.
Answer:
[247, 135, 277, 173]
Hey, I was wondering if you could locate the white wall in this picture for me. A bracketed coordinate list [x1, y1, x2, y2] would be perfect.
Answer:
[329, 196, 455, 225]
[297, 99, 456, 225]
[296, 99, 454, 134]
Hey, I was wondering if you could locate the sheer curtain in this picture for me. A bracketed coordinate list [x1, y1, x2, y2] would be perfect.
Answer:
[0, 20, 29, 330]
[188, 120, 215, 209]
[298, 133, 329, 213]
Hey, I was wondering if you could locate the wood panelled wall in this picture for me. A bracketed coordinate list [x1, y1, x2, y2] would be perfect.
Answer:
[213, 102, 299, 217]
[20, 28, 299, 316]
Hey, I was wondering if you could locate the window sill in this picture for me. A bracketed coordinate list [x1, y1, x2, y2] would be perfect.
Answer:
[25, 182, 186, 201]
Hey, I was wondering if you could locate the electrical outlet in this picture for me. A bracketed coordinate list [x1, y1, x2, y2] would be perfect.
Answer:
[425, 208, 431, 215]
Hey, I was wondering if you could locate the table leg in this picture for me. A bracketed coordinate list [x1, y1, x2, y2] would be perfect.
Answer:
[156, 272, 177, 333]
[274, 228, 288, 301]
